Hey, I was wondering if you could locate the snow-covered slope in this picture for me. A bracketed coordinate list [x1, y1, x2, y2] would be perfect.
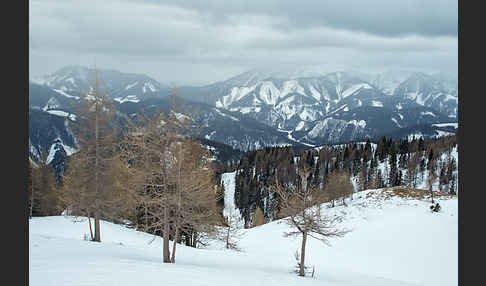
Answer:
[30, 188, 457, 286]
[221, 171, 244, 227]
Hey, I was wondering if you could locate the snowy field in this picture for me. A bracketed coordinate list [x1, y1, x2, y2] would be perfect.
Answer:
[30, 188, 457, 286]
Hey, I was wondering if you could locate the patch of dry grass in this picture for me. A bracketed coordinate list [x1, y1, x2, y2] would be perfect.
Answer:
[378, 186, 456, 200]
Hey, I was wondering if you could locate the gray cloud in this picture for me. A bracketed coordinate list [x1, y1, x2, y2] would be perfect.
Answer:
[29, 0, 457, 85]
[127, 0, 458, 37]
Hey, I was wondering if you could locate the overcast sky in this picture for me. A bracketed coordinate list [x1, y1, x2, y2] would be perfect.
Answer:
[29, 0, 458, 86]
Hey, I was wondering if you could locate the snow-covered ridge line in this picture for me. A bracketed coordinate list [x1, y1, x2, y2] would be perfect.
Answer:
[53, 89, 80, 100]
[432, 122, 458, 128]
[213, 108, 239, 121]
[125, 82, 138, 90]
[46, 110, 77, 121]
[341, 83, 372, 99]
[114, 95, 140, 104]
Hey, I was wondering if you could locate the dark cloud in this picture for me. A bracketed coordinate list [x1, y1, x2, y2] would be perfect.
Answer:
[29, 0, 457, 85]
[130, 0, 458, 37]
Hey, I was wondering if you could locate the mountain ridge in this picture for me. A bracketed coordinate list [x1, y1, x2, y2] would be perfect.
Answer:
[29, 66, 457, 167]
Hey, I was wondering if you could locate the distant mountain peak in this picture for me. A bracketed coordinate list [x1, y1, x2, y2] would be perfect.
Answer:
[32, 66, 169, 100]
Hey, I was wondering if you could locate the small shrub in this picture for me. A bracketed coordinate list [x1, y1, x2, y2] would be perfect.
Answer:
[430, 202, 441, 212]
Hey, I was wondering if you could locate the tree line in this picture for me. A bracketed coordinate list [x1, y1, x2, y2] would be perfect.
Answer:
[230, 134, 457, 227]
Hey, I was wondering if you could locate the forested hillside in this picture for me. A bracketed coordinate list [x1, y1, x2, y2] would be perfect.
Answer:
[229, 135, 457, 227]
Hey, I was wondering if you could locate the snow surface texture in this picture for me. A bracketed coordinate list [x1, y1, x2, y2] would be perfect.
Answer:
[30, 186, 456, 286]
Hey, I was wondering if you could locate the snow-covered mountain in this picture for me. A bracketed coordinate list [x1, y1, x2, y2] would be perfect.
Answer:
[32, 66, 169, 103]
[206, 71, 386, 140]
[28, 92, 299, 179]
[29, 66, 458, 157]
[29, 107, 78, 178]
[179, 69, 457, 145]
[393, 72, 458, 119]
[114, 97, 302, 151]
[29, 81, 81, 112]
[369, 70, 415, 95]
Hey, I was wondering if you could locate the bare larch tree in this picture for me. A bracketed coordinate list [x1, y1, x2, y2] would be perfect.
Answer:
[325, 169, 354, 207]
[61, 72, 133, 242]
[121, 90, 221, 263]
[272, 164, 350, 277]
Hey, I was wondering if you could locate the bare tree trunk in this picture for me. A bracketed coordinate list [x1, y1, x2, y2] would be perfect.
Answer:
[144, 205, 148, 231]
[171, 227, 180, 263]
[185, 231, 192, 247]
[192, 232, 198, 248]
[88, 215, 94, 241]
[226, 225, 230, 249]
[163, 208, 171, 263]
[171, 147, 183, 263]
[299, 231, 308, 277]
[94, 211, 101, 242]
[93, 74, 101, 243]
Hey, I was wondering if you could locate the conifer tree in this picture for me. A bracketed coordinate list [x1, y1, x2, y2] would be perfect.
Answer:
[439, 162, 448, 192]
[388, 152, 398, 187]
[406, 151, 420, 188]
[449, 175, 457, 195]
[397, 170, 403, 186]
[31, 153, 62, 217]
[366, 160, 377, 189]
[418, 137, 425, 151]
[357, 166, 368, 192]
[446, 157, 457, 195]
[419, 155, 426, 184]
[375, 169, 384, 189]
[426, 155, 438, 203]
